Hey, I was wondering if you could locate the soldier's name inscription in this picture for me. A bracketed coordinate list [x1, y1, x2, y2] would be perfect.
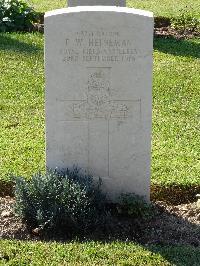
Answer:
[60, 30, 139, 63]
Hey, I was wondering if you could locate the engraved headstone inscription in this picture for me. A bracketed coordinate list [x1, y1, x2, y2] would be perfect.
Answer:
[45, 1, 154, 200]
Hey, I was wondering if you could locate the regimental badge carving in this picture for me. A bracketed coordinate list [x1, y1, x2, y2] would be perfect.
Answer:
[73, 67, 130, 120]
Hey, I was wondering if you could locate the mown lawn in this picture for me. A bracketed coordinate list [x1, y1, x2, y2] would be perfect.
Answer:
[0, 33, 199, 188]
[29, 0, 200, 18]
[152, 38, 200, 187]
[0, 33, 45, 180]
[28, 0, 66, 13]
[0, 240, 200, 265]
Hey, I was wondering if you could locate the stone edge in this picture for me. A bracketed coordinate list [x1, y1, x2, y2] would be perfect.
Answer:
[45, 6, 153, 18]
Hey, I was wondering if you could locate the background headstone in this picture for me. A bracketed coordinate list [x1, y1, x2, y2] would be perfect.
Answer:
[68, 0, 126, 7]
[45, 4, 153, 201]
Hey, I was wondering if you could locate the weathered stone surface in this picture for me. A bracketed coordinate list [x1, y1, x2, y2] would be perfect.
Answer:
[1, 210, 12, 218]
[45, 6, 153, 201]
[68, 0, 126, 7]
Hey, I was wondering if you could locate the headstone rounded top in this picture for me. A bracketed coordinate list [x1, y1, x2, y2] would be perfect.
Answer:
[68, 0, 126, 7]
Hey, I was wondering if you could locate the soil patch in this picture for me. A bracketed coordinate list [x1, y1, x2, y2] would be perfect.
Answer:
[1, 197, 199, 246]
[154, 16, 200, 39]
[154, 26, 200, 40]
[151, 185, 200, 205]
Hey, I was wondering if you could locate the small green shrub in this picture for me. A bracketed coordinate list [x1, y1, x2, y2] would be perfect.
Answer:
[14, 168, 107, 235]
[0, 0, 39, 32]
[171, 7, 200, 34]
[117, 193, 153, 219]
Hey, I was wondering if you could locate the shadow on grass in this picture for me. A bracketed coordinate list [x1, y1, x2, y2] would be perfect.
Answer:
[1, 202, 200, 265]
[154, 37, 200, 59]
[149, 244, 200, 266]
[0, 33, 42, 54]
[44, 207, 200, 265]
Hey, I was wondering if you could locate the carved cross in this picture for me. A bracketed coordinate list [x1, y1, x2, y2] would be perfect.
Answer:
[58, 67, 139, 177]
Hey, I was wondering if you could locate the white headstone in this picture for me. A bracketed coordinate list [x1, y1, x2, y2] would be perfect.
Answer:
[45, 4, 153, 201]
[68, 0, 126, 6]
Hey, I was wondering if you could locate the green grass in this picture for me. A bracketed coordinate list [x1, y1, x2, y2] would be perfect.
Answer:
[0, 33, 199, 188]
[0, 240, 200, 265]
[0, 33, 45, 179]
[152, 38, 200, 186]
[127, 0, 200, 18]
[28, 0, 200, 18]
[28, 0, 66, 13]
